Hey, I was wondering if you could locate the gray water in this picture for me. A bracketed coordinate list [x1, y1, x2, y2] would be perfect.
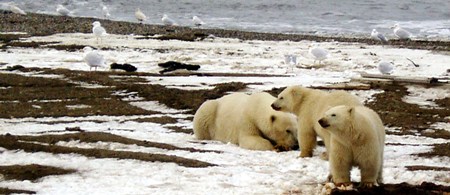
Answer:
[2, 0, 450, 40]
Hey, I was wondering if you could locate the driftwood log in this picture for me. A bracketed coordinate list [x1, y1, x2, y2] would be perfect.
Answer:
[158, 61, 201, 74]
[358, 73, 448, 84]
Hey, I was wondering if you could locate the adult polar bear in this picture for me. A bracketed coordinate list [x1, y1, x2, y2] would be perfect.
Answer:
[193, 92, 298, 151]
[318, 105, 385, 187]
[271, 86, 362, 158]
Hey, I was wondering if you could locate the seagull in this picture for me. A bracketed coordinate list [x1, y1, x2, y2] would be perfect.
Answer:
[162, 14, 177, 26]
[83, 47, 105, 71]
[8, 3, 26, 15]
[92, 21, 107, 44]
[102, 5, 111, 19]
[378, 61, 394, 75]
[309, 44, 329, 65]
[135, 8, 146, 23]
[56, 4, 71, 16]
[284, 54, 297, 73]
[371, 29, 388, 44]
[391, 24, 411, 40]
[192, 16, 205, 27]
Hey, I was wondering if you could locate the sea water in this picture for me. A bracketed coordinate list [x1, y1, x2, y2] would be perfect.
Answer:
[1, 0, 449, 40]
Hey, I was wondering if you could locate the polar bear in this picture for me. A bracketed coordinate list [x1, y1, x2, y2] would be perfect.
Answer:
[193, 92, 298, 151]
[318, 105, 385, 188]
[271, 86, 362, 158]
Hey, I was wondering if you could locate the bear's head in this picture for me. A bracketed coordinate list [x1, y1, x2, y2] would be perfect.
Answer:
[264, 113, 298, 151]
[271, 86, 304, 113]
[318, 105, 353, 133]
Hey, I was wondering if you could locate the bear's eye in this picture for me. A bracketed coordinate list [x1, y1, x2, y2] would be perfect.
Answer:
[279, 97, 284, 100]
[331, 114, 336, 117]
[286, 129, 292, 134]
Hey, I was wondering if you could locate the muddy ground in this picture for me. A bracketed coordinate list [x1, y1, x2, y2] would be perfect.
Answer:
[0, 11, 449, 194]
[0, 68, 448, 194]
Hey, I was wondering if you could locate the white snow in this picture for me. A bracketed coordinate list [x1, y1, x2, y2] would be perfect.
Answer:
[0, 32, 449, 194]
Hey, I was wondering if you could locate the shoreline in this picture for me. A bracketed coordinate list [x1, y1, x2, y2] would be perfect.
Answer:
[1, 11, 449, 51]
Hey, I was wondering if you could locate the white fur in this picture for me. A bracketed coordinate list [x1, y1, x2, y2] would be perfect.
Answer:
[193, 92, 298, 151]
[319, 105, 385, 187]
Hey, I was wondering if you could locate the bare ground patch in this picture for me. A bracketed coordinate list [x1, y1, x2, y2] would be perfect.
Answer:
[0, 68, 449, 193]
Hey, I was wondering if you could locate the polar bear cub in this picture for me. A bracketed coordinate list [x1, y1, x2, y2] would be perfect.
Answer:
[271, 86, 362, 158]
[318, 105, 385, 188]
[193, 92, 298, 151]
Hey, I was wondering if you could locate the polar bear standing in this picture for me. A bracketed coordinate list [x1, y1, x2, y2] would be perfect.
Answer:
[318, 105, 385, 187]
[193, 92, 298, 151]
[271, 86, 362, 158]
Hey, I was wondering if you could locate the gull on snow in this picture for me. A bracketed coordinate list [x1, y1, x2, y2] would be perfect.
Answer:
[83, 47, 105, 71]
[92, 21, 107, 44]
[309, 44, 329, 65]
[378, 61, 394, 75]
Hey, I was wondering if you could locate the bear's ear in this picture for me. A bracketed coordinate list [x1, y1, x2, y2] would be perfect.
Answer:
[348, 107, 354, 115]
[270, 115, 276, 123]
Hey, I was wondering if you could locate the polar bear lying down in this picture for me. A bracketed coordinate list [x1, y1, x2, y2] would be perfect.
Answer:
[193, 92, 298, 151]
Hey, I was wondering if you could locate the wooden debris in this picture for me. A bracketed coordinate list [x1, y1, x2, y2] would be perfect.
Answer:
[311, 82, 371, 90]
[359, 73, 446, 84]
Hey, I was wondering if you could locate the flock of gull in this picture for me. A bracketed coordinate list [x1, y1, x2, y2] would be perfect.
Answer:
[5, 2, 413, 75]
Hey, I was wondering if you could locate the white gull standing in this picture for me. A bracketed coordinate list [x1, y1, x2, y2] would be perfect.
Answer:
[391, 24, 411, 40]
[378, 61, 394, 75]
[371, 29, 388, 44]
[8, 3, 26, 15]
[162, 14, 177, 26]
[83, 47, 105, 71]
[309, 44, 329, 65]
[192, 16, 205, 27]
[56, 4, 71, 16]
[102, 5, 111, 19]
[135, 8, 146, 23]
[92, 21, 107, 44]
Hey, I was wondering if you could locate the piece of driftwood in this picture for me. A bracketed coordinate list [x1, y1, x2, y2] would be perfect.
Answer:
[158, 61, 201, 74]
[311, 82, 371, 90]
[406, 58, 420, 67]
[360, 73, 443, 84]
[110, 63, 137, 72]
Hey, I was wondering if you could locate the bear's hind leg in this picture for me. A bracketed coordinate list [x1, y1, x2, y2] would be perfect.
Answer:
[193, 101, 217, 140]
[359, 163, 380, 188]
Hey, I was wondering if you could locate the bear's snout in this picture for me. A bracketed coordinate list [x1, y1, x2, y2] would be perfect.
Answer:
[271, 103, 281, 111]
[318, 118, 330, 128]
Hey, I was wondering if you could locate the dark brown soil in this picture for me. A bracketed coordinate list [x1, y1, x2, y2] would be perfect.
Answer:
[0, 164, 75, 181]
[0, 68, 448, 194]
[0, 11, 449, 194]
[0, 187, 36, 194]
[330, 182, 450, 195]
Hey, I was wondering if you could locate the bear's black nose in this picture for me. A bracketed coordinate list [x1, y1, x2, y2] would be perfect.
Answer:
[271, 103, 280, 111]
[318, 118, 330, 128]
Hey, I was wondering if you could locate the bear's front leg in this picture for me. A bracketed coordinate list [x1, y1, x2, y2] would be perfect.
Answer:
[239, 135, 274, 151]
[329, 141, 352, 185]
[298, 125, 316, 157]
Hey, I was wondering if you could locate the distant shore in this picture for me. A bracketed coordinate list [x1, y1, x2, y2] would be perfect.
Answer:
[1, 11, 449, 51]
